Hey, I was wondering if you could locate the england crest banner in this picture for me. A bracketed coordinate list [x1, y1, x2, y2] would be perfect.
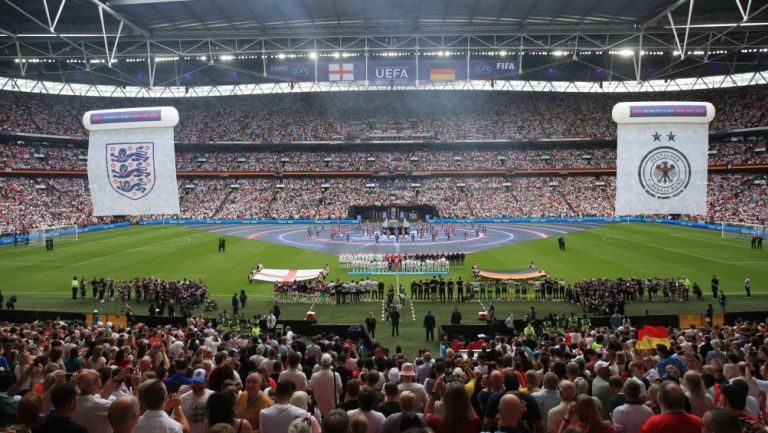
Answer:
[612, 102, 715, 216]
[83, 107, 180, 216]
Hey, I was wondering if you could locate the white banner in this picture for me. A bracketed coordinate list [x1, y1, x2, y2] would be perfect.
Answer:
[84, 107, 180, 216]
[612, 102, 715, 216]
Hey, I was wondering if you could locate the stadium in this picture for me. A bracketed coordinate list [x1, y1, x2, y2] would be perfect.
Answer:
[1, 1, 768, 432]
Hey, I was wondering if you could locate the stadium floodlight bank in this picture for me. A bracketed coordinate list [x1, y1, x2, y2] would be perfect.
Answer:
[721, 222, 766, 238]
[28, 225, 79, 244]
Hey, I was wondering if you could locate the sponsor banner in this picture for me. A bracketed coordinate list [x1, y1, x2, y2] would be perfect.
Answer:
[90, 109, 162, 125]
[469, 59, 518, 79]
[629, 105, 708, 118]
[368, 60, 415, 85]
[418, 60, 466, 81]
[266, 60, 314, 81]
[317, 60, 364, 82]
[0, 222, 131, 245]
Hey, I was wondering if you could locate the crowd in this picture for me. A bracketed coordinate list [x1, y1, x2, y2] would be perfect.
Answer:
[2, 85, 768, 141]
[1, 173, 766, 235]
[1, 305, 768, 433]
[1, 141, 766, 173]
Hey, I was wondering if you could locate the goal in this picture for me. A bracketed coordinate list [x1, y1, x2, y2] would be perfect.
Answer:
[28, 225, 79, 244]
[721, 222, 765, 238]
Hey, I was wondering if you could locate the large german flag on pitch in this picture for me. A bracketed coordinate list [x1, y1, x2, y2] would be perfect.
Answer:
[636, 325, 671, 349]
[430, 67, 456, 81]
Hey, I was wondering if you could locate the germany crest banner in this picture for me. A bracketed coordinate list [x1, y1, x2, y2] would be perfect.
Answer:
[83, 107, 180, 216]
[612, 102, 715, 216]
[636, 325, 671, 350]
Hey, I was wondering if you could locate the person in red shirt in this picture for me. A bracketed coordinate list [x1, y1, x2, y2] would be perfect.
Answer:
[639, 382, 701, 433]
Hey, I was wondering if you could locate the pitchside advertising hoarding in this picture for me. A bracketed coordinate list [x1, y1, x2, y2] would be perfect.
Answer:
[265, 59, 517, 82]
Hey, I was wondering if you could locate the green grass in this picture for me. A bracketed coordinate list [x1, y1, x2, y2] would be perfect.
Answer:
[1, 222, 767, 357]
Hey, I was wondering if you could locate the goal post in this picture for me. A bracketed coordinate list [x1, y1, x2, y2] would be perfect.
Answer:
[28, 225, 79, 244]
[720, 222, 765, 238]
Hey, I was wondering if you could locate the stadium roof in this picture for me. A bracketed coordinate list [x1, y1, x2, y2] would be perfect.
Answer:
[0, 0, 767, 90]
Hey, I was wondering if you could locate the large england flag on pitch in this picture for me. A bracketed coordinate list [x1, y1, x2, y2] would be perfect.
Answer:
[83, 107, 180, 216]
[612, 102, 714, 216]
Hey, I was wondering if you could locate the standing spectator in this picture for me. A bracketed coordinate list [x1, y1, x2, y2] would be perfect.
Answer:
[397, 364, 428, 411]
[718, 383, 765, 433]
[321, 410, 350, 433]
[260, 380, 308, 433]
[425, 380, 481, 433]
[638, 382, 700, 433]
[592, 361, 616, 420]
[288, 391, 322, 433]
[682, 371, 714, 418]
[279, 353, 308, 391]
[206, 390, 253, 433]
[309, 354, 342, 417]
[346, 387, 385, 433]
[379, 391, 425, 433]
[612, 380, 653, 433]
[376, 383, 401, 418]
[532, 373, 561, 433]
[559, 395, 615, 433]
[700, 409, 741, 433]
[33, 383, 87, 433]
[135, 380, 189, 433]
[235, 373, 273, 433]
[548, 380, 576, 433]
[498, 394, 529, 433]
[71, 369, 120, 433]
[180, 370, 213, 433]
[107, 396, 140, 433]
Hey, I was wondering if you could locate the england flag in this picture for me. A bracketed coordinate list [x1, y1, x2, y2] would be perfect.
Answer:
[329, 63, 354, 81]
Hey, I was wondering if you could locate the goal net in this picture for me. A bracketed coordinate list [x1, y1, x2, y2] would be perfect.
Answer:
[721, 222, 766, 238]
[28, 225, 79, 244]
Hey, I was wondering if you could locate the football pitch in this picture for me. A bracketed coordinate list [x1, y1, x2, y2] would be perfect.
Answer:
[1, 222, 766, 355]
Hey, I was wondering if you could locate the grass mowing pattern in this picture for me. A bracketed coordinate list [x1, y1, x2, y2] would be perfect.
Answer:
[0, 222, 766, 356]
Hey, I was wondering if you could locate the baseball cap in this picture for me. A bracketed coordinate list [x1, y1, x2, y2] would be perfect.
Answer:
[321, 353, 333, 365]
[400, 363, 416, 377]
[594, 360, 610, 371]
[191, 369, 206, 383]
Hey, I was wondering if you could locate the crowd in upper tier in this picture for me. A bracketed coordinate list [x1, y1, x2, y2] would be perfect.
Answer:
[0, 140, 766, 173]
[1, 86, 768, 141]
[1, 173, 765, 235]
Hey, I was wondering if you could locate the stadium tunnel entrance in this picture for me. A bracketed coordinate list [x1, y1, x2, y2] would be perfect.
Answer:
[349, 204, 439, 222]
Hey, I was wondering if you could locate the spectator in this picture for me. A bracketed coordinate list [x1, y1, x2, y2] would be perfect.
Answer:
[107, 396, 140, 433]
[135, 379, 189, 433]
[346, 386, 385, 433]
[425, 380, 481, 433]
[612, 380, 653, 433]
[638, 382, 700, 433]
[206, 390, 253, 433]
[559, 395, 615, 433]
[33, 383, 87, 433]
[180, 369, 214, 433]
[259, 380, 308, 433]
[309, 354, 342, 417]
[235, 373, 272, 432]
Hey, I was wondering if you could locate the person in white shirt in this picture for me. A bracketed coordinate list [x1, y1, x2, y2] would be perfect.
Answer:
[260, 380, 310, 433]
[71, 369, 124, 433]
[180, 369, 214, 433]
[309, 354, 342, 417]
[611, 380, 653, 433]
[279, 353, 308, 391]
[396, 363, 428, 411]
[346, 386, 385, 433]
[135, 379, 190, 433]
